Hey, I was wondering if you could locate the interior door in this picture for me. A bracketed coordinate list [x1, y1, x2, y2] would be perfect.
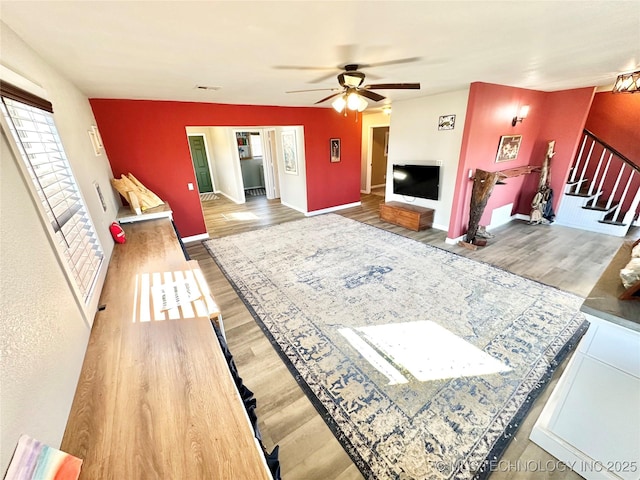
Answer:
[371, 126, 389, 187]
[188, 135, 214, 193]
[263, 129, 280, 199]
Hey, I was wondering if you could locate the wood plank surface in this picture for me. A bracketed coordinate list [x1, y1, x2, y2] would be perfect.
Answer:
[61, 218, 271, 480]
[187, 192, 640, 480]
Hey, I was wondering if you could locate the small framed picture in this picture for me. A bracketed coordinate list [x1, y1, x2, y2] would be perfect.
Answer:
[282, 130, 298, 175]
[496, 135, 522, 162]
[438, 114, 456, 130]
[330, 138, 340, 163]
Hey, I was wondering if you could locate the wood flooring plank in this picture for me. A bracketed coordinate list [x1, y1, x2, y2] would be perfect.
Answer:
[185, 193, 639, 480]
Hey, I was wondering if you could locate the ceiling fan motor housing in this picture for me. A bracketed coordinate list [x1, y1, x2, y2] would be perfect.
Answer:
[338, 71, 365, 88]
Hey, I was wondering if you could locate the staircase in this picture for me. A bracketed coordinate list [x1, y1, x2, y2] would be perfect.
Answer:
[555, 130, 640, 237]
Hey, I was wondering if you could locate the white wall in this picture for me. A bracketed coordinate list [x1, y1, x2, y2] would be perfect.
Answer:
[1, 22, 117, 469]
[385, 89, 470, 230]
[275, 126, 307, 213]
[361, 111, 390, 192]
[208, 127, 245, 203]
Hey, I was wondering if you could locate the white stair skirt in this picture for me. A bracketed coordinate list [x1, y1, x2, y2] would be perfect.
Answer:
[556, 194, 630, 237]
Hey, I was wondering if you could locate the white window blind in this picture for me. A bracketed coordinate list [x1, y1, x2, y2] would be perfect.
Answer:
[1, 94, 104, 304]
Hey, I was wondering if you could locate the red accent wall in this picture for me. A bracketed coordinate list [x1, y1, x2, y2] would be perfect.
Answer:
[585, 92, 640, 166]
[90, 100, 361, 237]
[448, 83, 594, 239]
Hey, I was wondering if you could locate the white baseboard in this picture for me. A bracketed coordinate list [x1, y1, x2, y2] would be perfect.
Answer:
[280, 200, 308, 215]
[217, 191, 243, 204]
[305, 201, 362, 216]
[181, 232, 210, 243]
[445, 234, 465, 245]
[445, 208, 530, 245]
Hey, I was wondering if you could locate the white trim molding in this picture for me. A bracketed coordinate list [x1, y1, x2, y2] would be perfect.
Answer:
[305, 201, 362, 217]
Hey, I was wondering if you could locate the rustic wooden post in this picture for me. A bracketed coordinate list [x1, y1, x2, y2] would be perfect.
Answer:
[464, 169, 503, 245]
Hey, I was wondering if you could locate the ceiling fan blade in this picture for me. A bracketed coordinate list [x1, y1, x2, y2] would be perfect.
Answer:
[365, 83, 421, 90]
[358, 57, 422, 69]
[286, 88, 340, 94]
[357, 89, 386, 102]
[309, 71, 341, 84]
[315, 92, 343, 104]
[273, 65, 335, 71]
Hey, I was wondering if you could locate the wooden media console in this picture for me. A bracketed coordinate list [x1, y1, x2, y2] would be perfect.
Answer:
[379, 202, 434, 231]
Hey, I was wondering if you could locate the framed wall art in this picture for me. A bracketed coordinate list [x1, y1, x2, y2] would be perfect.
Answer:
[496, 135, 522, 162]
[330, 138, 340, 163]
[282, 130, 298, 175]
[438, 114, 456, 130]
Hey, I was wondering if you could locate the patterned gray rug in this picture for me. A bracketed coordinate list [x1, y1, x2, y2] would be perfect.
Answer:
[204, 214, 587, 480]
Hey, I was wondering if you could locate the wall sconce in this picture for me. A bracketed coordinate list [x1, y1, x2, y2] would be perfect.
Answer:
[512, 105, 530, 126]
[382, 105, 392, 115]
[612, 70, 640, 93]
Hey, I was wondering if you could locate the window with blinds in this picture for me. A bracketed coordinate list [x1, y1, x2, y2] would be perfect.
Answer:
[1, 86, 104, 304]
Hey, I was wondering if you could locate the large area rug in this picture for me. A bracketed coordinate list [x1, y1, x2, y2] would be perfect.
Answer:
[204, 214, 588, 480]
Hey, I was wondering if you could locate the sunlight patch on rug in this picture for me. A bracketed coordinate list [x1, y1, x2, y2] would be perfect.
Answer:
[341, 321, 511, 384]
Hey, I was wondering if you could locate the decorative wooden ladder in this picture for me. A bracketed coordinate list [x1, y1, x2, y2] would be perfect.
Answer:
[555, 130, 640, 237]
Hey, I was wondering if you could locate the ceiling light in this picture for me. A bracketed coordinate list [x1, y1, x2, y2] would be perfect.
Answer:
[347, 92, 368, 112]
[612, 70, 640, 93]
[332, 95, 346, 113]
[512, 105, 529, 126]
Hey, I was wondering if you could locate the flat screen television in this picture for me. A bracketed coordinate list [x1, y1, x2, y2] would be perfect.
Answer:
[392, 164, 440, 200]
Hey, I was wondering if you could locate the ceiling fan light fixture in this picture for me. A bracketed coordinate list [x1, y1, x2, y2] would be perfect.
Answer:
[347, 92, 368, 112]
[332, 95, 347, 113]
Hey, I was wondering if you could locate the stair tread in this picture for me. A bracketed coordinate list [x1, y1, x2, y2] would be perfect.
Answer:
[582, 199, 618, 212]
[598, 219, 627, 226]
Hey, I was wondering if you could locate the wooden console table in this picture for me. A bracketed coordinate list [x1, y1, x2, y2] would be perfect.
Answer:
[530, 241, 640, 480]
[61, 218, 271, 479]
[379, 202, 434, 231]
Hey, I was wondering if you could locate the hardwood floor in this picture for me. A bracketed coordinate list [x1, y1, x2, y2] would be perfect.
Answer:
[186, 193, 638, 480]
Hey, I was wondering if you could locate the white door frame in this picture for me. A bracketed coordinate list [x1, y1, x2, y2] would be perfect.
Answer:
[365, 123, 390, 193]
[262, 128, 280, 199]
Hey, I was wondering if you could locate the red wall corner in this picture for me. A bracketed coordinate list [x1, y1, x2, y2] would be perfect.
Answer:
[447, 82, 594, 240]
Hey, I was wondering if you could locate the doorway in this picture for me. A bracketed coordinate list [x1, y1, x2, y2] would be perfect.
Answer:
[234, 129, 280, 200]
[371, 126, 389, 194]
[188, 134, 215, 194]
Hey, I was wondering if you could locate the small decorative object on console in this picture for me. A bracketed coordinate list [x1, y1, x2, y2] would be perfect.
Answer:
[620, 238, 640, 300]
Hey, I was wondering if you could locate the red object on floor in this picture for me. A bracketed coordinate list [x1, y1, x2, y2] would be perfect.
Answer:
[109, 222, 126, 244]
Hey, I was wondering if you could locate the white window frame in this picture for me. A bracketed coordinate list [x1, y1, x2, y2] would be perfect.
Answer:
[0, 75, 104, 325]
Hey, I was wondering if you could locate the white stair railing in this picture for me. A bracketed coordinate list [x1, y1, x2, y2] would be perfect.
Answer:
[564, 130, 640, 234]
[570, 135, 588, 184]
[605, 163, 626, 211]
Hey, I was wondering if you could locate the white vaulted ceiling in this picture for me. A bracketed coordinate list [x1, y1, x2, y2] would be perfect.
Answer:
[1, 1, 639, 108]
